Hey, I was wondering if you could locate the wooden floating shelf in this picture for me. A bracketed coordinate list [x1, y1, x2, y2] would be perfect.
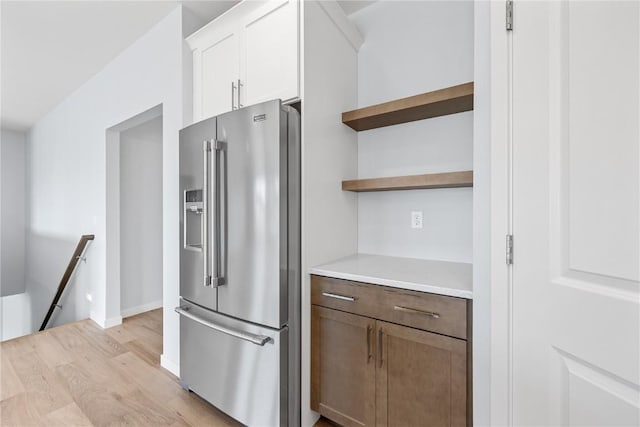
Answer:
[342, 82, 474, 131]
[342, 171, 473, 192]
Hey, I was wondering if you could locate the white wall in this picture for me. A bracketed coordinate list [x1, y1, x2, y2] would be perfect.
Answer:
[473, 1, 492, 425]
[351, 1, 474, 263]
[0, 129, 26, 296]
[0, 293, 31, 341]
[119, 116, 163, 316]
[301, 2, 360, 425]
[25, 7, 189, 374]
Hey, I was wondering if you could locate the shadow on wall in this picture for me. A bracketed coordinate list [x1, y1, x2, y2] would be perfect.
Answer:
[24, 231, 93, 332]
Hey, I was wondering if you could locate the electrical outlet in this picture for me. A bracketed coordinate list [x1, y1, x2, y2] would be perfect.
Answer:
[86, 293, 93, 303]
[411, 211, 423, 229]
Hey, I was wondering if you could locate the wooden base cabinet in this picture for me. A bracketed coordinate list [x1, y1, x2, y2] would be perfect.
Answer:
[311, 306, 376, 427]
[311, 275, 471, 427]
[375, 321, 467, 427]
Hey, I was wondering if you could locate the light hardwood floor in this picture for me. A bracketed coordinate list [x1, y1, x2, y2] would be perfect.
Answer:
[0, 309, 241, 427]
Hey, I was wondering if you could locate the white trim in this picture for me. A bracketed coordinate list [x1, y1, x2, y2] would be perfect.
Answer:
[316, 1, 364, 52]
[120, 300, 163, 318]
[92, 315, 123, 329]
[160, 354, 180, 377]
[487, 1, 512, 425]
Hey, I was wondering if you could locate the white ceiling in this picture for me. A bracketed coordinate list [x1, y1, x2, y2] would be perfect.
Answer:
[1, 0, 372, 132]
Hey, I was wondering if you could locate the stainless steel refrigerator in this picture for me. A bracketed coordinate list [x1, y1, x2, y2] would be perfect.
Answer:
[177, 99, 300, 427]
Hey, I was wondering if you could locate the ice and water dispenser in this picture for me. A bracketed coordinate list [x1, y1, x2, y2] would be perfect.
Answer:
[184, 189, 203, 251]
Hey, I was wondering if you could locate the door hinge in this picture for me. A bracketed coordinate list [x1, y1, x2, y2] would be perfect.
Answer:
[506, 234, 514, 265]
[506, 0, 513, 31]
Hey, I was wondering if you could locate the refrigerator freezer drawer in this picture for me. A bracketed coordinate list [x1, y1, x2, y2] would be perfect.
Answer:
[178, 301, 288, 426]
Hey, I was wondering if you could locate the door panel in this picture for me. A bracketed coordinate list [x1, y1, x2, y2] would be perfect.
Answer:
[179, 117, 217, 311]
[311, 306, 376, 427]
[513, 1, 640, 425]
[375, 320, 467, 427]
[242, 0, 299, 106]
[216, 100, 287, 328]
[179, 299, 286, 427]
[198, 31, 239, 120]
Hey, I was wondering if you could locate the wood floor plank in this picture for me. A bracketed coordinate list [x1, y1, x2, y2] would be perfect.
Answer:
[0, 350, 25, 400]
[8, 351, 73, 416]
[120, 321, 163, 354]
[109, 351, 183, 403]
[107, 390, 177, 426]
[49, 322, 90, 350]
[44, 402, 94, 426]
[70, 345, 138, 396]
[32, 330, 76, 369]
[1, 333, 38, 360]
[0, 392, 46, 426]
[168, 393, 242, 427]
[72, 321, 129, 359]
[104, 323, 138, 344]
[55, 362, 131, 427]
[124, 339, 160, 366]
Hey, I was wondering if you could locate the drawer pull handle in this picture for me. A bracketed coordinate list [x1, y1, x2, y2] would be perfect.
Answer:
[394, 305, 440, 319]
[322, 292, 355, 302]
[378, 327, 384, 367]
[366, 325, 373, 364]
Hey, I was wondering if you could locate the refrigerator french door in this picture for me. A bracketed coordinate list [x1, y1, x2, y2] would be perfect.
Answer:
[177, 99, 300, 427]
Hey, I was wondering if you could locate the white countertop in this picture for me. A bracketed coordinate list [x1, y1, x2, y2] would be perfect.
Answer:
[309, 253, 473, 299]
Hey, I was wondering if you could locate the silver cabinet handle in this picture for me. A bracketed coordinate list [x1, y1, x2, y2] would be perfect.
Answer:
[366, 324, 373, 364]
[378, 327, 384, 367]
[393, 305, 440, 319]
[175, 307, 271, 346]
[202, 140, 210, 287]
[322, 292, 355, 302]
[237, 79, 243, 108]
[231, 81, 237, 110]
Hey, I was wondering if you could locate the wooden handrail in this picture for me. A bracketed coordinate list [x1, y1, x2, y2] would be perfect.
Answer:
[39, 234, 95, 331]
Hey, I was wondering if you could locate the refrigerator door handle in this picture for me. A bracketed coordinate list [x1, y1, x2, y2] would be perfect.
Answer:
[202, 140, 210, 287]
[212, 139, 227, 287]
[175, 306, 272, 346]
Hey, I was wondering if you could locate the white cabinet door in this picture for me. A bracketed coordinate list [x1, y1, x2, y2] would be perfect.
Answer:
[241, 0, 299, 106]
[189, 0, 299, 122]
[195, 29, 239, 121]
[511, 1, 639, 426]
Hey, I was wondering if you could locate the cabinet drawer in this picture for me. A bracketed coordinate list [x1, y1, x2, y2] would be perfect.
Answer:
[311, 275, 468, 340]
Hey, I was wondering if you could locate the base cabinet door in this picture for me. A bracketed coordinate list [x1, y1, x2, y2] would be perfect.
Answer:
[375, 320, 467, 427]
[311, 306, 376, 427]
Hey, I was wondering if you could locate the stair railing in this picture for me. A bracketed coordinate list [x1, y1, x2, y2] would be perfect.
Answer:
[39, 234, 95, 331]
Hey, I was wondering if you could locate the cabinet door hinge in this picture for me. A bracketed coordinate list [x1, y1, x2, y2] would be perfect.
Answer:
[506, 0, 513, 31]
[506, 234, 514, 265]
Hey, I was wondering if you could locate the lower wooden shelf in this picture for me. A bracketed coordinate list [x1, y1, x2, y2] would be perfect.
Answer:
[342, 170, 473, 192]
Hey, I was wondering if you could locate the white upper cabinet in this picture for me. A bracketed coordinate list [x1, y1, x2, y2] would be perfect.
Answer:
[187, 0, 299, 121]
[198, 28, 240, 120]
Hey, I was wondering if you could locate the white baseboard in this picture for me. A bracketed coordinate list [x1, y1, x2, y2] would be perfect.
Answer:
[120, 300, 163, 318]
[92, 315, 123, 329]
[160, 354, 180, 377]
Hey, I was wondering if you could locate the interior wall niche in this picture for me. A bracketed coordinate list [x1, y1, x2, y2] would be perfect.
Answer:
[105, 104, 163, 325]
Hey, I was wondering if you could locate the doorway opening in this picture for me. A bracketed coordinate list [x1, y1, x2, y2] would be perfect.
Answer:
[106, 105, 163, 325]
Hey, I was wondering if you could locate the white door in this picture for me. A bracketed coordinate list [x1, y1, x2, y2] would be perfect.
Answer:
[195, 29, 239, 121]
[241, 0, 299, 106]
[512, 1, 639, 426]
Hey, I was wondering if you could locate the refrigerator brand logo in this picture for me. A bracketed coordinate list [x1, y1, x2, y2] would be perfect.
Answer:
[253, 114, 267, 122]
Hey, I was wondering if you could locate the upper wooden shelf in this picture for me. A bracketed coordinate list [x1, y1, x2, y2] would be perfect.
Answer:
[342, 82, 474, 131]
[342, 171, 473, 192]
